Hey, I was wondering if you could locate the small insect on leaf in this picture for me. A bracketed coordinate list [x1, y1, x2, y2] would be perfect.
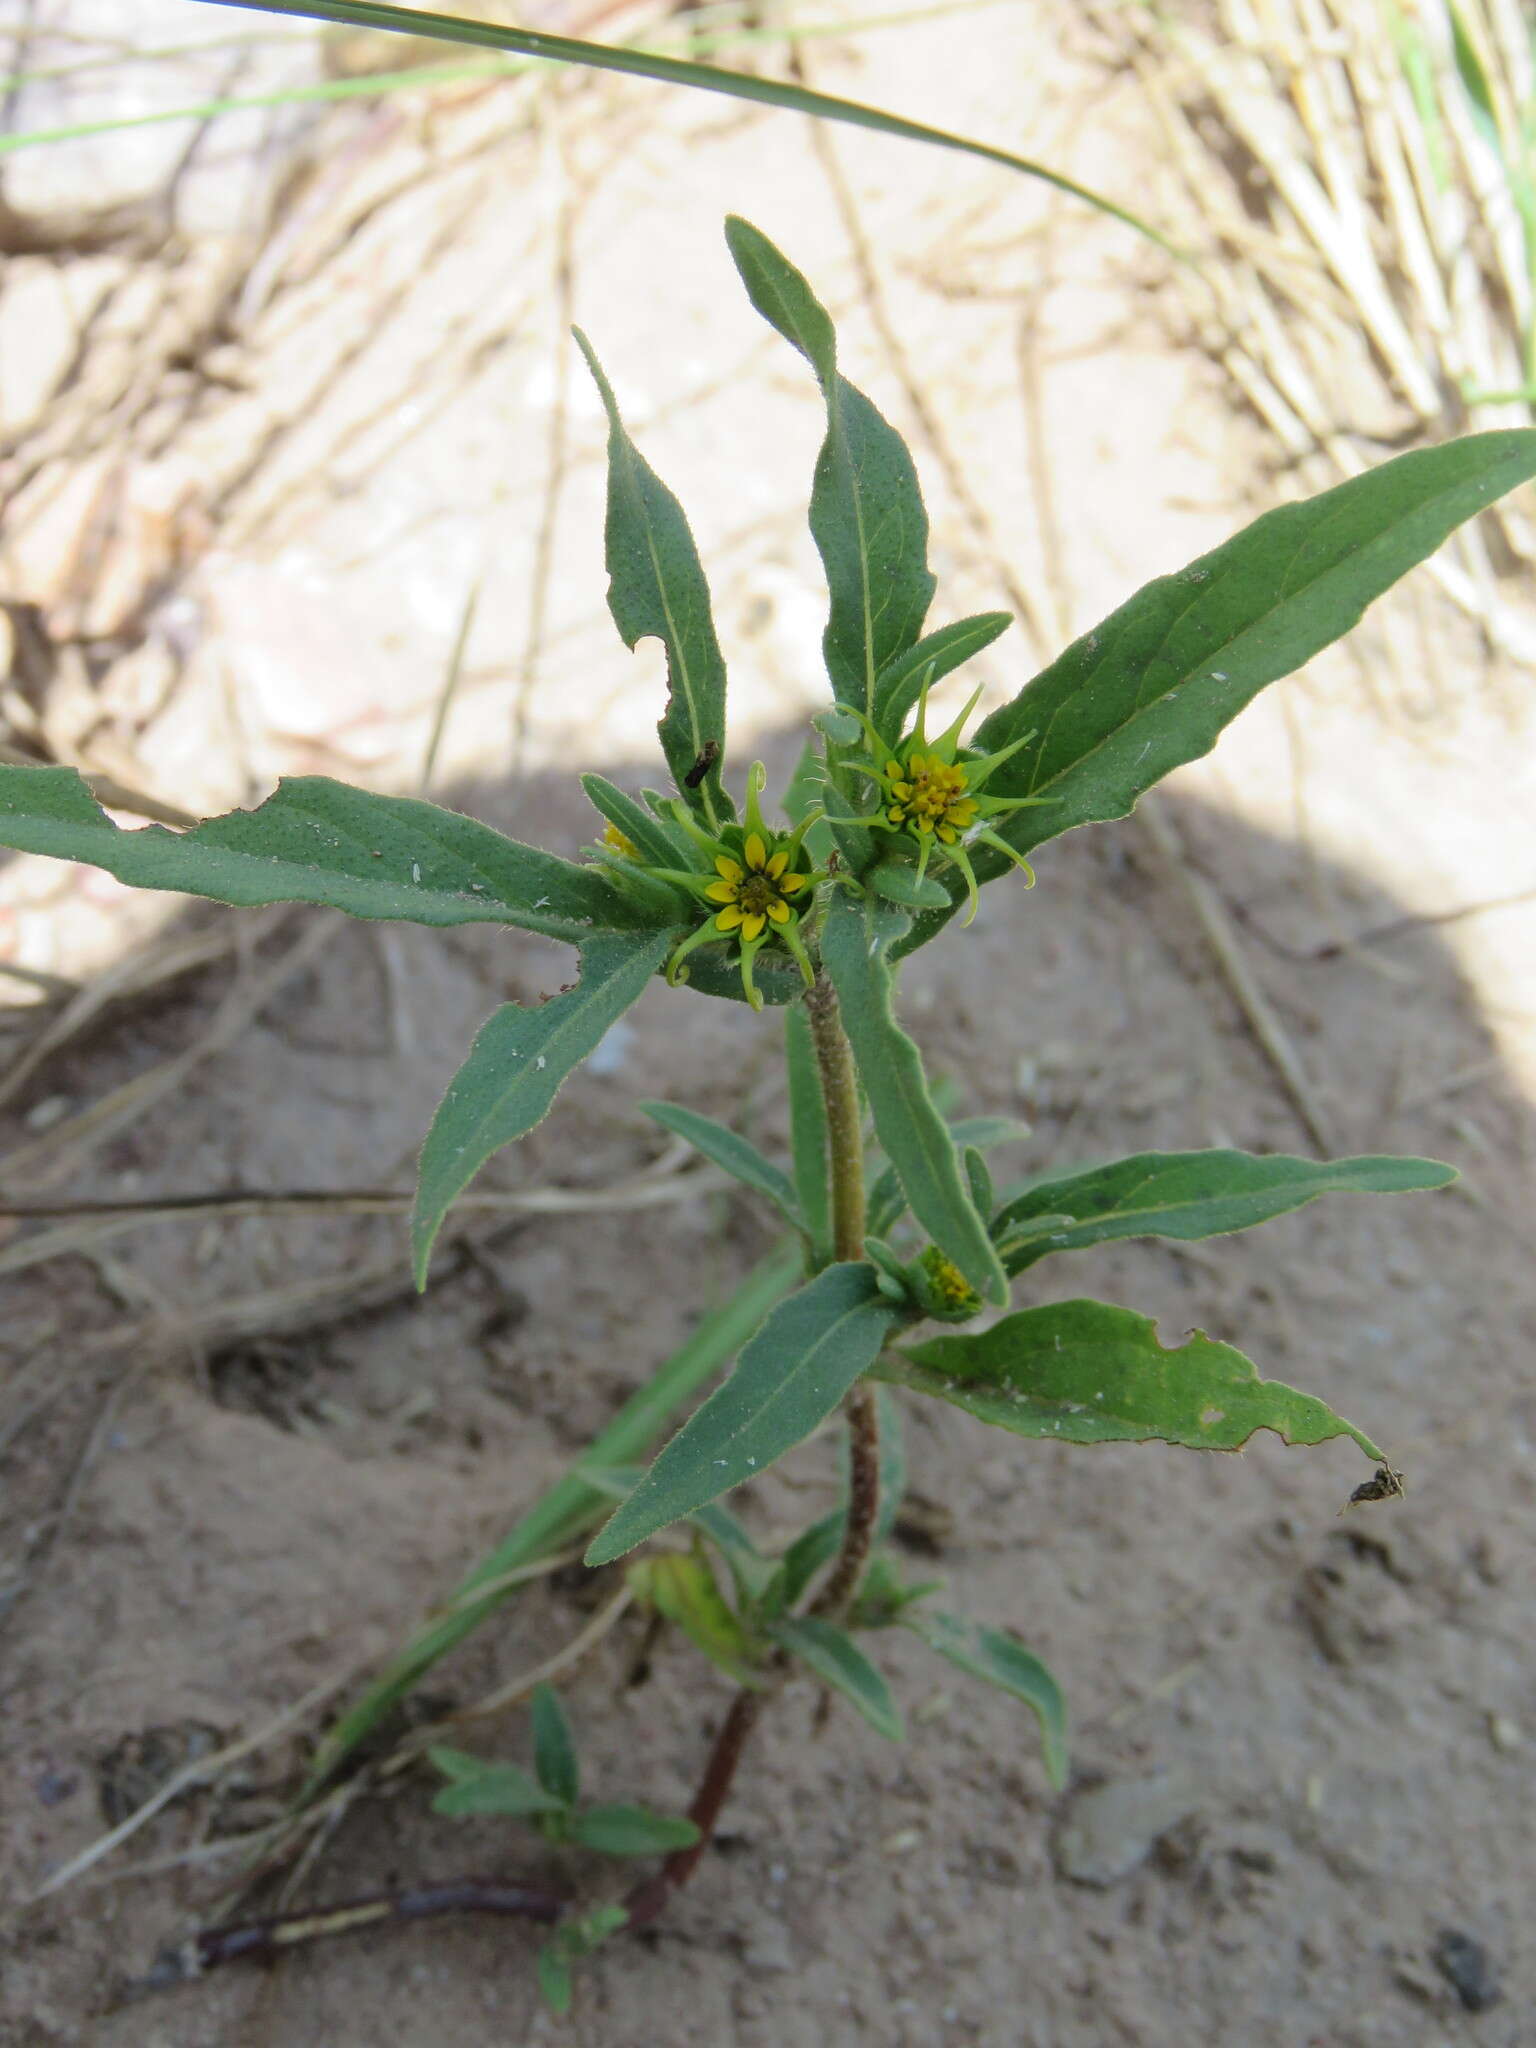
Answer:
[1338, 1463, 1406, 1514]
[684, 739, 721, 790]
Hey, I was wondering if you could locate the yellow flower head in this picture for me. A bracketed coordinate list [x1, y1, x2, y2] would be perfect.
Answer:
[919, 1245, 981, 1316]
[883, 751, 979, 845]
[601, 819, 640, 860]
[702, 830, 811, 942]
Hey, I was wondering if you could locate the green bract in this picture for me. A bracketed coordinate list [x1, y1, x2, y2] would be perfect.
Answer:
[5, 207, 1530, 2015]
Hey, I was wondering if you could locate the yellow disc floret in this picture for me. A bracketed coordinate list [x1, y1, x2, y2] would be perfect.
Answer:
[702, 831, 810, 941]
[884, 752, 979, 844]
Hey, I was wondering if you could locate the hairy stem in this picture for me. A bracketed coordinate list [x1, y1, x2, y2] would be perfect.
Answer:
[802, 970, 879, 1618]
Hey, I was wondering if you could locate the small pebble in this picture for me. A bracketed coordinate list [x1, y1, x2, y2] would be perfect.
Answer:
[1054, 1773, 1200, 1887]
[1433, 1928, 1502, 2013]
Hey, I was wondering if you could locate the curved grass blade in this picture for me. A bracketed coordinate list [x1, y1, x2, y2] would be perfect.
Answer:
[640, 1100, 802, 1229]
[878, 1298, 1384, 1460]
[821, 893, 1005, 1303]
[586, 1262, 896, 1565]
[903, 1610, 1067, 1789]
[195, 1, 1167, 248]
[994, 1148, 1456, 1273]
[574, 330, 731, 826]
[0, 767, 649, 944]
[412, 931, 671, 1285]
[726, 217, 935, 715]
[768, 1616, 903, 1740]
[302, 1242, 798, 1798]
[894, 430, 1536, 954]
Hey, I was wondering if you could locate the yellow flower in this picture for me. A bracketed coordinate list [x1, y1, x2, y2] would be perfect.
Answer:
[883, 752, 978, 844]
[601, 820, 640, 860]
[920, 1246, 980, 1313]
[702, 831, 810, 942]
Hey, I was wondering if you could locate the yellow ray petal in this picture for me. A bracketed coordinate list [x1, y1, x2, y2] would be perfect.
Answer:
[714, 854, 744, 883]
[704, 879, 739, 904]
[743, 832, 768, 871]
[765, 849, 788, 880]
[741, 911, 767, 941]
[766, 898, 791, 924]
[715, 904, 744, 931]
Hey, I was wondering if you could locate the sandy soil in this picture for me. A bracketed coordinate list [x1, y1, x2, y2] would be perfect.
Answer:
[2, 4, 1534, 2044]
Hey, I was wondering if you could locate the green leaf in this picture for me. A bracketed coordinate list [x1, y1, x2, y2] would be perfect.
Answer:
[878, 1298, 1384, 1459]
[580, 772, 694, 873]
[301, 1243, 799, 1798]
[586, 1263, 896, 1564]
[188, 0, 1164, 232]
[725, 217, 935, 717]
[412, 931, 671, 1285]
[785, 1003, 831, 1260]
[867, 1113, 1031, 1238]
[569, 1804, 702, 1856]
[640, 1100, 801, 1228]
[895, 430, 1536, 953]
[626, 1550, 764, 1686]
[821, 894, 1005, 1303]
[768, 1616, 904, 1740]
[685, 1503, 776, 1604]
[530, 1685, 580, 1810]
[964, 1146, 994, 1221]
[536, 1945, 573, 2016]
[867, 860, 952, 911]
[994, 1148, 1456, 1273]
[873, 611, 1014, 739]
[904, 1610, 1067, 1790]
[574, 329, 731, 827]
[427, 1748, 565, 1819]
[766, 1510, 844, 1616]
[1448, 1, 1503, 157]
[0, 767, 650, 944]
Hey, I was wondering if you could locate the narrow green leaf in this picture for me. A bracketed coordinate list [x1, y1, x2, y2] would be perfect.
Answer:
[949, 1115, 1034, 1153]
[428, 1749, 564, 1819]
[878, 1298, 1384, 1459]
[685, 1503, 776, 1603]
[905, 1610, 1067, 1790]
[994, 1148, 1456, 1273]
[895, 430, 1536, 953]
[586, 1263, 896, 1564]
[302, 1242, 799, 1798]
[640, 1100, 801, 1228]
[964, 1146, 994, 1221]
[725, 217, 935, 716]
[412, 931, 670, 1284]
[196, 2, 1165, 247]
[767, 1510, 844, 1615]
[873, 610, 1013, 739]
[580, 772, 694, 873]
[536, 1946, 574, 2016]
[769, 1616, 904, 1740]
[627, 1550, 764, 1686]
[785, 1002, 831, 1259]
[570, 1804, 702, 1856]
[574, 329, 731, 826]
[530, 1685, 580, 1810]
[821, 894, 1005, 1303]
[0, 767, 649, 943]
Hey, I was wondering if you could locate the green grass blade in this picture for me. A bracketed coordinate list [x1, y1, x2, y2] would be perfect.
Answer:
[726, 216, 935, 717]
[412, 931, 671, 1284]
[575, 329, 732, 828]
[893, 430, 1536, 955]
[190, 0, 1167, 247]
[878, 1298, 1384, 1460]
[821, 893, 1005, 1302]
[769, 1616, 903, 1739]
[301, 1240, 798, 1798]
[586, 1262, 896, 1564]
[994, 1148, 1456, 1272]
[0, 767, 650, 944]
